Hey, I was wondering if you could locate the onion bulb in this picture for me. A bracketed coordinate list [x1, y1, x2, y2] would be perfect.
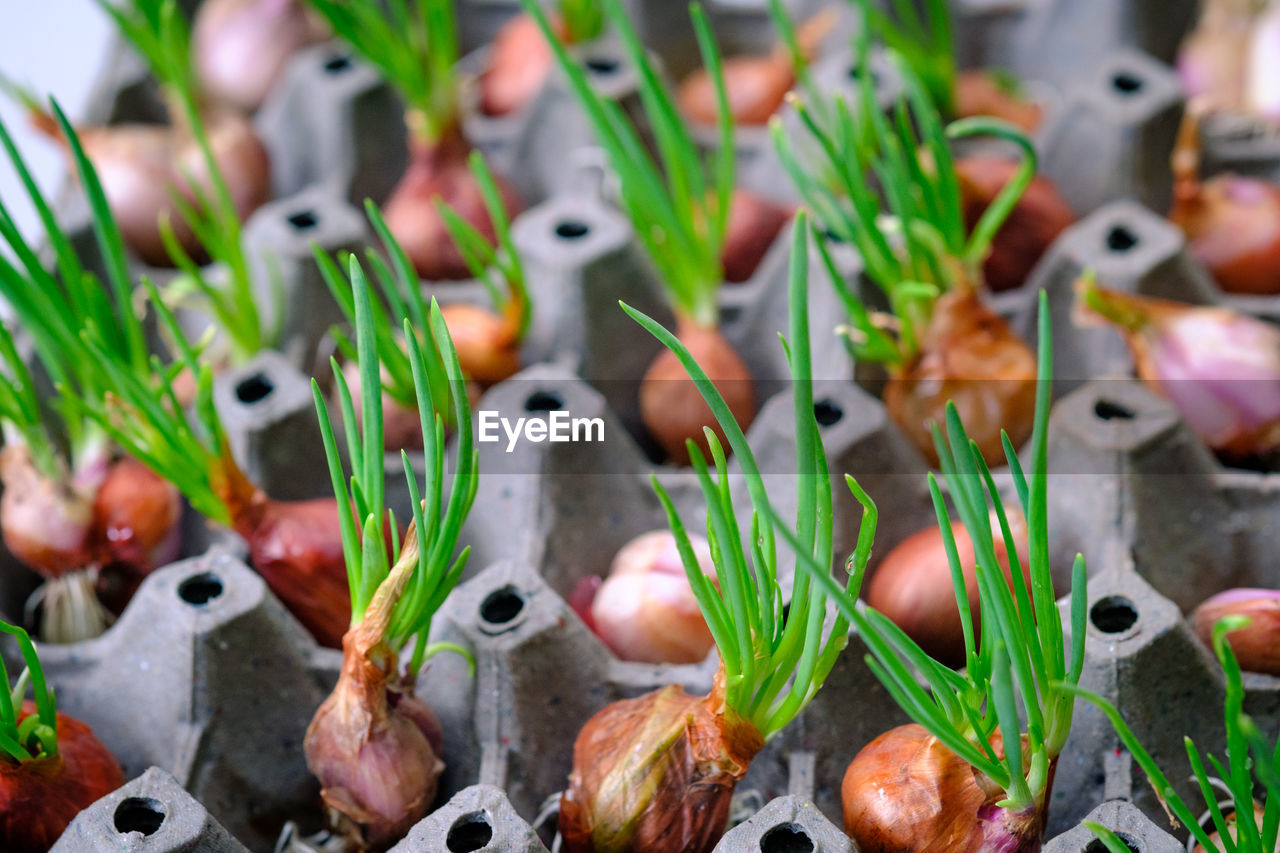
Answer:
[1177, 0, 1252, 110]
[193, 0, 328, 113]
[92, 457, 183, 578]
[478, 13, 565, 118]
[305, 530, 445, 849]
[0, 701, 126, 853]
[956, 155, 1074, 293]
[559, 668, 763, 853]
[721, 190, 792, 284]
[1246, 2, 1280, 121]
[1192, 588, 1280, 676]
[0, 445, 96, 579]
[866, 509, 1029, 667]
[383, 124, 522, 281]
[676, 9, 835, 127]
[842, 723, 1052, 853]
[639, 319, 756, 465]
[1074, 277, 1280, 461]
[883, 290, 1037, 467]
[590, 530, 716, 664]
[438, 302, 523, 385]
[30, 107, 271, 267]
[953, 70, 1042, 132]
[1169, 111, 1280, 295]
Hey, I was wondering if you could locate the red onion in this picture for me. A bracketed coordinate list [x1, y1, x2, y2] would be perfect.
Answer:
[0, 445, 96, 579]
[639, 319, 756, 464]
[1169, 112, 1280, 295]
[91, 457, 184, 615]
[842, 723, 1052, 853]
[1075, 278, 1280, 461]
[721, 189, 791, 284]
[590, 530, 716, 664]
[478, 13, 563, 118]
[1246, 2, 1280, 121]
[883, 290, 1037, 467]
[382, 125, 523, 280]
[0, 701, 125, 853]
[193, 0, 328, 113]
[953, 70, 1042, 132]
[956, 156, 1074, 293]
[559, 669, 762, 853]
[1192, 588, 1280, 675]
[866, 509, 1029, 667]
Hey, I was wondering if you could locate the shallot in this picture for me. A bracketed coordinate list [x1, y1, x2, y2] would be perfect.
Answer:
[1193, 588, 1280, 675]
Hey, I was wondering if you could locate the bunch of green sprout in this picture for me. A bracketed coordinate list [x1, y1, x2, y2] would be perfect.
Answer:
[0, 621, 57, 762]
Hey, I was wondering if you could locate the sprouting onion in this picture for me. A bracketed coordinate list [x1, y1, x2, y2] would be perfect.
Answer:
[785, 292, 1089, 852]
[772, 42, 1039, 465]
[99, 0, 278, 362]
[1070, 616, 1280, 853]
[304, 254, 477, 848]
[0, 619, 124, 853]
[528, 0, 761, 463]
[0, 105, 182, 643]
[304, 0, 522, 280]
[554, 213, 876, 853]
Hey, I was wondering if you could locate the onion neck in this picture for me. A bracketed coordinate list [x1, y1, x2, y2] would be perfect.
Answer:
[209, 446, 265, 537]
[1169, 109, 1208, 230]
[1075, 276, 1150, 332]
[406, 107, 465, 159]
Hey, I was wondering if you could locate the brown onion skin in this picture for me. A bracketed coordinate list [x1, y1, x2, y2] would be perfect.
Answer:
[1, 702, 126, 853]
[91, 457, 184, 613]
[0, 445, 95, 579]
[956, 156, 1074, 294]
[1170, 174, 1280, 295]
[866, 511, 1029, 668]
[954, 70, 1042, 133]
[439, 302, 522, 385]
[479, 13, 564, 118]
[383, 126, 523, 281]
[639, 319, 756, 465]
[559, 669, 763, 853]
[1193, 589, 1280, 675]
[883, 291, 1037, 467]
[842, 724, 1052, 853]
[721, 190, 792, 284]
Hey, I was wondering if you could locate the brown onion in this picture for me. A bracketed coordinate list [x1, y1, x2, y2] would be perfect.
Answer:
[438, 302, 523, 385]
[193, 0, 328, 113]
[383, 124, 523, 281]
[677, 9, 834, 127]
[1192, 588, 1280, 676]
[559, 667, 763, 853]
[883, 290, 1037, 467]
[0, 701, 126, 853]
[954, 70, 1042, 132]
[639, 319, 756, 465]
[956, 155, 1074, 293]
[721, 189, 792, 284]
[590, 530, 716, 664]
[866, 509, 1029, 667]
[843, 723, 1052, 853]
[478, 12, 564, 118]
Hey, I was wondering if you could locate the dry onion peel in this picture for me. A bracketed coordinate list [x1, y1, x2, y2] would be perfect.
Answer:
[788, 293, 1090, 852]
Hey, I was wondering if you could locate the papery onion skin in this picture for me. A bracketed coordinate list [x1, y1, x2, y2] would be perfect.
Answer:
[382, 125, 523, 281]
[956, 156, 1074, 294]
[559, 669, 763, 853]
[842, 723, 1051, 853]
[479, 13, 563, 118]
[92, 457, 183, 576]
[866, 510, 1029, 668]
[639, 320, 756, 465]
[883, 291, 1037, 467]
[194, 0, 329, 113]
[954, 71, 1042, 133]
[1074, 282, 1280, 461]
[0, 702, 126, 853]
[1170, 173, 1280, 296]
[0, 445, 95, 579]
[721, 190, 792, 284]
[1193, 588, 1280, 675]
[439, 303, 522, 386]
[591, 530, 716, 664]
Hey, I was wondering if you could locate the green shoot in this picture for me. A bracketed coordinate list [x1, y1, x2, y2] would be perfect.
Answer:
[1081, 823, 1137, 853]
[1070, 616, 1280, 853]
[853, 0, 955, 117]
[0, 620, 58, 762]
[558, 0, 605, 43]
[785, 291, 1087, 814]
[313, 255, 478, 678]
[620, 211, 876, 739]
[527, 0, 734, 329]
[772, 34, 1036, 365]
[303, 0, 459, 145]
[99, 0, 275, 362]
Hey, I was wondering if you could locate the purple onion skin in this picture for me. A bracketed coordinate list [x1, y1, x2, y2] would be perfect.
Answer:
[977, 802, 1047, 853]
[193, 0, 327, 112]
